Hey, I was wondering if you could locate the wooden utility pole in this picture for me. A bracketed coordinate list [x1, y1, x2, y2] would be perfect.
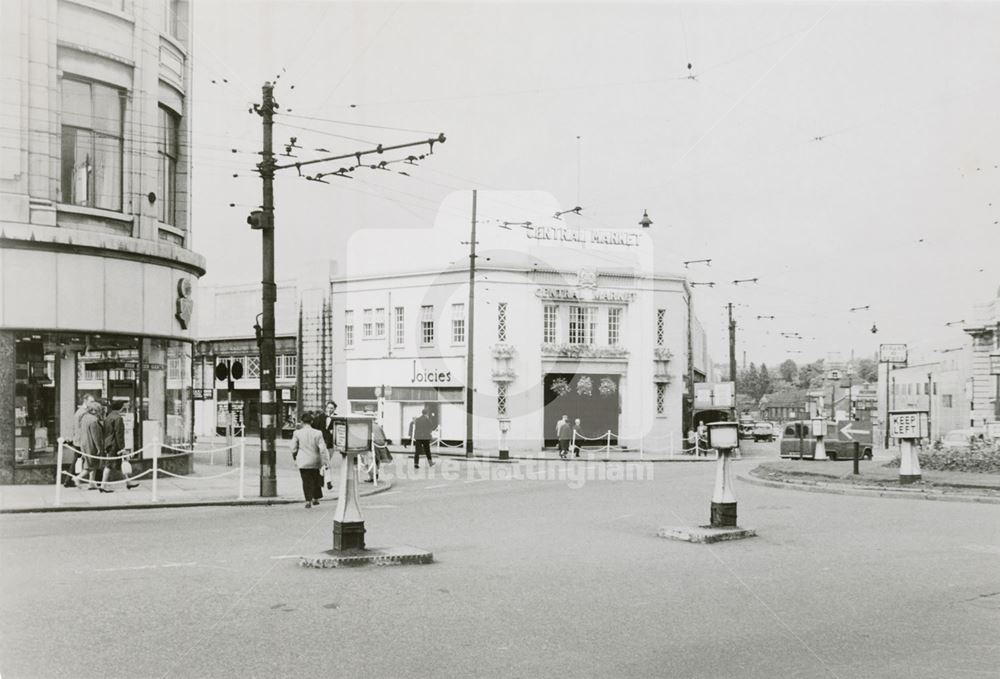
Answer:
[728, 302, 737, 384]
[465, 190, 477, 457]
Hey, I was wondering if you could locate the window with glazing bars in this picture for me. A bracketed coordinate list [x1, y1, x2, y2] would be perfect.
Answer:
[362, 309, 373, 338]
[452, 303, 465, 344]
[344, 310, 354, 348]
[393, 306, 404, 346]
[543, 305, 557, 343]
[60, 78, 124, 210]
[608, 307, 622, 345]
[421, 305, 435, 344]
[374, 307, 386, 338]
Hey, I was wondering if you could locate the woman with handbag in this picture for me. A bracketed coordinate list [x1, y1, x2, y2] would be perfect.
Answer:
[290, 411, 330, 508]
[366, 420, 393, 483]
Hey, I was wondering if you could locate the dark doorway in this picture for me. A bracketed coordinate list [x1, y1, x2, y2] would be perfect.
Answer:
[543, 373, 620, 446]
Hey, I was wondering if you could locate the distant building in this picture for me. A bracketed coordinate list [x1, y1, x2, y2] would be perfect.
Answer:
[963, 286, 1000, 428]
[1, 0, 203, 483]
[884, 356, 970, 440]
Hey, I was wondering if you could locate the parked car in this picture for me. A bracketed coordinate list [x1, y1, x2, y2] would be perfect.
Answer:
[752, 422, 775, 442]
[939, 428, 990, 449]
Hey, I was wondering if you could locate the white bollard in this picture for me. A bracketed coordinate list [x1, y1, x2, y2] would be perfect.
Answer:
[237, 437, 246, 501]
[815, 436, 827, 461]
[899, 439, 922, 484]
[605, 430, 612, 461]
[54, 437, 65, 507]
[151, 454, 159, 503]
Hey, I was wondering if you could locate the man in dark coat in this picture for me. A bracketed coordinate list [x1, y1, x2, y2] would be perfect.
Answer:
[104, 400, 138, 489]
[412, 408, 434, 469]
[318, 401, 337, 450]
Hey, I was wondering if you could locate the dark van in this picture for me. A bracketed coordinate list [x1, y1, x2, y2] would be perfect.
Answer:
[779, 420, 874, 460]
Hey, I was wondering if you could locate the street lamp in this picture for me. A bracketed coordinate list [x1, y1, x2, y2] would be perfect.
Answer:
[638, 209, 653, 228]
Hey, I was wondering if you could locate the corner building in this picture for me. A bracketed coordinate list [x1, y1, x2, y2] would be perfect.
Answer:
[314, 193, 713, 454]
[0, 0, 203, 483]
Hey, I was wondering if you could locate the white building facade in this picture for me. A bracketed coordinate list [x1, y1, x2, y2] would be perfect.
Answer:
[315, 195, 711, 454]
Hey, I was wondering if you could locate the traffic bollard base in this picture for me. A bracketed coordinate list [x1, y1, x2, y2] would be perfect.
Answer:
[299, 545, 434, 568]
[333, 520, 366, 551]
[710, 501, 738, 528]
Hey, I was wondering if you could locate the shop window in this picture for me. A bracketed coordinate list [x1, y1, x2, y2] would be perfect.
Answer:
[452, 303, 465, 345]
[497, 302, 508, 342]
[656, 309, 666, 346]
[421, 305, 435, 345]
[375, 307, 386, 338]
[543, 305, 557, 343]
[60, 78, 124, 211]
[344, 310, 354, 348]
[158, 106, 179, 226]
[393, 306, 404, 346]
[608, 307, 622, 345]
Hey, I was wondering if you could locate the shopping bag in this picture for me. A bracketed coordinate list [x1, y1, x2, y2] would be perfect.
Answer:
[74, 457, 83, 475]
[121, 457, 132, 476]
[323, 465, 334, 490]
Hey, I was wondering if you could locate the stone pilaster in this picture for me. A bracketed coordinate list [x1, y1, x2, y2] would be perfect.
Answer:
[0, 331, 15, 484]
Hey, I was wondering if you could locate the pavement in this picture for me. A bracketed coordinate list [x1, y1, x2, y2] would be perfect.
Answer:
[0, 439, 392, 513]
[743, 458, 1000, 503]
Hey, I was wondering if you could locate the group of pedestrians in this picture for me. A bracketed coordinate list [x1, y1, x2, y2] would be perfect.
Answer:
[65, 394, 138, 492]
[290, 400, 396, 509]
[555, 415, 583, 459]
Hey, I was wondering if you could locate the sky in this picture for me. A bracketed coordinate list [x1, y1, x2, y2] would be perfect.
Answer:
[190, 1, 1000, 371]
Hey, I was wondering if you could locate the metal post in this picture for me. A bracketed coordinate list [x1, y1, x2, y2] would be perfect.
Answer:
[54, 437, 64, 507]
[465, 189, 477, 458]
[852, 440, 860, 475]
[257, 82, 278, 498]
[605, 429, 611, 461]
[237, 436, 246, 501]
[151, 453, 159, 503]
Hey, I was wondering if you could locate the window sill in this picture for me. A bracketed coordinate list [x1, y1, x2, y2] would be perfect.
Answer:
[64, 0, 134, 25]
[58, 203, 132, 224]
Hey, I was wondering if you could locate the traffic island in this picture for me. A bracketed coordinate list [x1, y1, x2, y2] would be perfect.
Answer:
[657, 526, 757, 544]
[659, 423, 757, 545]
[300, 416, 433, 570]
[300, 546, 433, 568]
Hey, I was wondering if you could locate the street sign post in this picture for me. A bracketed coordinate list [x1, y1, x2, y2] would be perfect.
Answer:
[888, 410, 927, 484]
[879, 344, 908, 364]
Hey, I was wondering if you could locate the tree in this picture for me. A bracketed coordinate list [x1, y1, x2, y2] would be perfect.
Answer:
[778, 359, 798, 383]
[797, 359, 825, 389]
[737, 362, 759, 403]
[758, 364, 773, 399]
[856, 358, 878, 383]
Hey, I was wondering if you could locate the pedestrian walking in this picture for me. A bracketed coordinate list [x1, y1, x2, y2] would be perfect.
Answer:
[290, 411, 330, 508]
[572, 417, 582, 457]
[79, 400, 105, 491]
[697, 420, 708, 457]
[366, 420, 393, 483]
[103, 400, 138, 489]
[65, 394, 96, 487]
[412, 408, 434, 469]
[556, 415, 572, 459]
